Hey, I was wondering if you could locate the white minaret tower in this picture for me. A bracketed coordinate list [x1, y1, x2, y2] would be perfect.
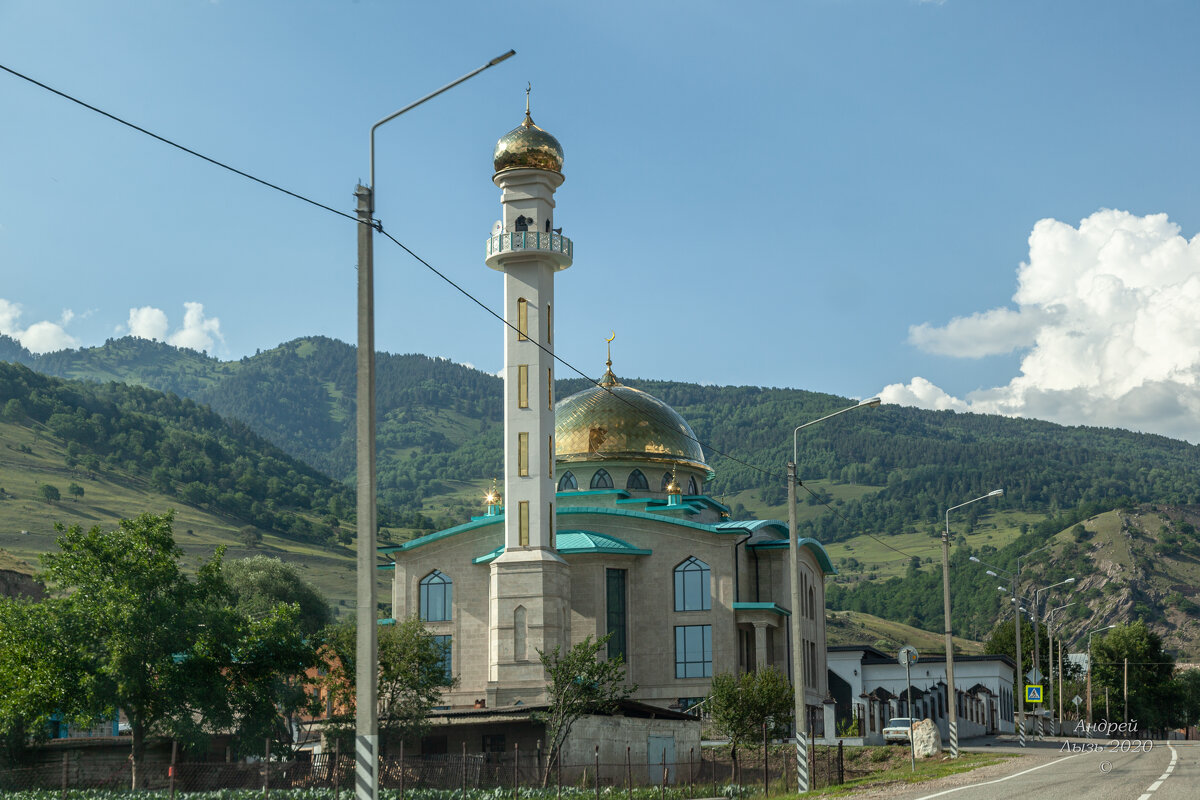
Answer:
[483, 91, 573, 705]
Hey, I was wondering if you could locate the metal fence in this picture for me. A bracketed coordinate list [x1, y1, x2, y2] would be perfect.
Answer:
[0, 742, 872, 795]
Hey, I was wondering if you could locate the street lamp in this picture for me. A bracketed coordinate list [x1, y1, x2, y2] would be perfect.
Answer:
[354, 50, 514, 800]
[788, 396, 879, 791]
[1031, 578, 1075, 736]
[1082, 624, 1117, 732]
[941, 489, 1002, 758]
[1045, 601, 1076, 733]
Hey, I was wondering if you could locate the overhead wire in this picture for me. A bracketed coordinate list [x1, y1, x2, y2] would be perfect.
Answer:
[4, 60, 935, 562]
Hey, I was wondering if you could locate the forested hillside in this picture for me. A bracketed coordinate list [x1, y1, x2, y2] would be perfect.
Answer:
[7, 334, 1200, 546]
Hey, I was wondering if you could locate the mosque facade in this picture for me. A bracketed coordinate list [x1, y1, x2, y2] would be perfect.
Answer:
[381, 104, 833, 724]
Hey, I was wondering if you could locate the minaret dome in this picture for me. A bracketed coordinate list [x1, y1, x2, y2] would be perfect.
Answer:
[493, 89, 564, 174]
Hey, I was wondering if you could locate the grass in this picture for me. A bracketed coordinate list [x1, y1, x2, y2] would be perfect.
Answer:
[801, 750, 1017, 797]
[826, 610, 983, 654]
[0, 421, 386, 613]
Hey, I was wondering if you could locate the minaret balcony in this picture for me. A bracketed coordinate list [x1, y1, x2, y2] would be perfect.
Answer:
[485, 231, 573, 271]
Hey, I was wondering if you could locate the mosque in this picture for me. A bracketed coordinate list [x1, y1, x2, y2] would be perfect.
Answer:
[381, 101, 833, 729]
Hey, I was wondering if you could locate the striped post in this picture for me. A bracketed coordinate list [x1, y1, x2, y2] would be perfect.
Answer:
[356, 734, 378, 800]
[795, 733, 809, 792]
[948, 721, 958, 758]
[1036, 715, 1044, 740]
[1017, 720, 1025, 748]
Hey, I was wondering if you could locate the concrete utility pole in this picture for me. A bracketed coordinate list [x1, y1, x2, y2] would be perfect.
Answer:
[354, 50, 514, 800]
[942, 489, 1002, 757]
[787, 398, 878, 792]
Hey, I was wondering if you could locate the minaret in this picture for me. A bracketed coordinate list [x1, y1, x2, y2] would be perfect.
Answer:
[483, 90, 573, 705]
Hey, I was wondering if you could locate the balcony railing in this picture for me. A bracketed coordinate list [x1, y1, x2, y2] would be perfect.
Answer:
[485, 230, 573, 260]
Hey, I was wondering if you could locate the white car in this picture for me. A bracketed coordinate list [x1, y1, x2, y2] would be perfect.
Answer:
[882, 717, 916, 744]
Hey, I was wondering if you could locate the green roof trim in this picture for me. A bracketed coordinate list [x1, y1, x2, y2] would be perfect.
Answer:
[744, 538, 838, 574]
[378, 618, 396, 626]
[377, 562, 395, 571]
[474, 530, 651, 564]
[557, 489, 631, 499]
[732, 602, 791, 617]
[379, 515, 503, 554]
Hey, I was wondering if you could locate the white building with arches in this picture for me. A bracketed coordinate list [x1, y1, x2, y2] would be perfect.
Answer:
[381, 103, 833, 729]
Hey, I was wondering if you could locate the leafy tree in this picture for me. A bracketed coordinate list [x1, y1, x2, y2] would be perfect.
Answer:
[984, 617, 1050, 679]
[1170, 669, 1200, 730]
[536, 633, 635, 785]
[321, 617, 454, 753]
[239, 526, 263, 548]
[1091, 621, 1175, 731]
[38, 511, 318, 786]
[706, 667, 793, 777]
[38, 484, 60, 503]
[222, 555, 332, 637]
[67, 482, 84, 501]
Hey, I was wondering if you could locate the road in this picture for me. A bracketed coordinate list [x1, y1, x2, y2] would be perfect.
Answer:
[877, 738, 1197, 800]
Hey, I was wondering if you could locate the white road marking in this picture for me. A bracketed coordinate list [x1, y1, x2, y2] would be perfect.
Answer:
[1134, 744, 1177, 800]
[911, 754, 1081, 799]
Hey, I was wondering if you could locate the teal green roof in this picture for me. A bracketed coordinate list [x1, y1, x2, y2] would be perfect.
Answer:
[474, 530, 651, 564]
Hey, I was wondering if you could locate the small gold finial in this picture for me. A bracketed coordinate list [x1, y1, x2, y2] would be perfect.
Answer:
[523, 82, 533, 128]
[600, 331, 618, 387]
[666, 466, 682, 496]
[484, 477, 501, 507]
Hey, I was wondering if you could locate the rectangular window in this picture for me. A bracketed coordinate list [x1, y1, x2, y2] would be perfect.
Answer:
[518, 501, 529, 546]
[606, 568, 627, 661]
[518, 432, 529, 476]
[548, 368, 553, 408]
[549, 502, 555, 549]
[547, 303, 552, 344]
[433, 635, 452, 682]
[548, 435, 554, 479]
[518, 365, 529, 408]
[482, 734, 506, 754]
[674, 624, 712, 678]
[517, 298, 528, 340]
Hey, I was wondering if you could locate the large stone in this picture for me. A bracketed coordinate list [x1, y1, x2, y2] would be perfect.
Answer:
[911, 718, 943, 758]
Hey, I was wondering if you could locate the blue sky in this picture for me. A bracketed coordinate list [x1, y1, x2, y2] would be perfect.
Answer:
[2, 1, 1198, 441]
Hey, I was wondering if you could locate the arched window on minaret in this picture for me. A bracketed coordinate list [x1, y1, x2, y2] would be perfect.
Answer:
[590, 469, 613, 489]
[515, 215, 529, 232]
[687, 476, 698, 495]
[544, 217, 551, 232]
[558, 471, 577, 491]
[514, 605, 527, 660]
[626, 469, 649, 491]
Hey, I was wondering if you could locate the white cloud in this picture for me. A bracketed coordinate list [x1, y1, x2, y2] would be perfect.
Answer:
[167, 302, 223, 353]
[0, 298, 79, 353]
[127, 306, 169, 340]
[887, 209, 1200, 442]
[124, 302, 223, 353]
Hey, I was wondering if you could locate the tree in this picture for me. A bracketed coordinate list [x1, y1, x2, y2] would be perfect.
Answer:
[706, 667, 794, 777]
[38, 484, 60, 503]
[67, 482, 84, 501]
[39, 512, 319, 786]
[1091, 621, 1175, 732]
[321, 617, 454, 752]
[222, 555, 331, 637]
[239, 525, 263, 548]
[536, 633, 635, 785]
[984, 617, 1050, 679]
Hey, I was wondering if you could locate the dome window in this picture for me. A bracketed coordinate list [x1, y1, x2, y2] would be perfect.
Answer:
[661, 472, 673, 491]
[590, 469, 614, 489]
[558, 471, 577, 491]
[687, 476, 698, 495]
[626, 469, 649, 491]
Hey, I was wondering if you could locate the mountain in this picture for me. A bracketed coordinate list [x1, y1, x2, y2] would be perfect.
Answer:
[8, 334, 1200, 545]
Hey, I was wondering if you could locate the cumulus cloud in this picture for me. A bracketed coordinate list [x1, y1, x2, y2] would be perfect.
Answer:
[127, 306, 169, 340]
[884, 209, 1200, 442]
[0, 298, 79, 353]
[124, 302, 223, 353]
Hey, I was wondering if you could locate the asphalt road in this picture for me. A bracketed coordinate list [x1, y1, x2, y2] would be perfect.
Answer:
[881, 738, 1197, 800]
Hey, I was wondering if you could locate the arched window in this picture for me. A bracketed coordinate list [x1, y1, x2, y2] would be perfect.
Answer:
[515, 215, 529, 232]
[674, 557, 711, 611]
[590, 469, 613, 489]
[419, 570, 452, 622]
[687, 476, 698, 495]
[661, 472, 673, 491]
[626, 469, 649, 491]
[558, 471, 577, 491]
[808, 586, 816, 620]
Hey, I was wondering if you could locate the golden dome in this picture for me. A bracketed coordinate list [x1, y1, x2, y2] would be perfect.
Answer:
[493, 111, 564, 174]
[554, 365, 708, 471]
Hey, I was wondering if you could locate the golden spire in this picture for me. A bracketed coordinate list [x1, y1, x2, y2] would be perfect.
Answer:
[484, 477, 501, 507]
[666, 465, 682, 496]
[600, 331, 618, 387]
[523, 82, 533, 128]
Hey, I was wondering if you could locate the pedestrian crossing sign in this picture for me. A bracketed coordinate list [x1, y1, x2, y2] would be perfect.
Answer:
[1025, 684, 1043, 703]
